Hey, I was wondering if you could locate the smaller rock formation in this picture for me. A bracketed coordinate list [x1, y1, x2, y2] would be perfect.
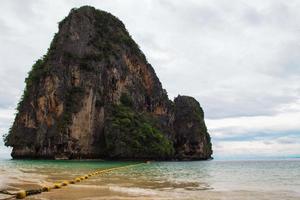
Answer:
[174, 96, 212, 160]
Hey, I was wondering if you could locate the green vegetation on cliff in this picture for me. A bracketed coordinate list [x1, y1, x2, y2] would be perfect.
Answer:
[89, 7, 146, 61]
[105, 102, 174, 159]
[15, 30, 60, 115]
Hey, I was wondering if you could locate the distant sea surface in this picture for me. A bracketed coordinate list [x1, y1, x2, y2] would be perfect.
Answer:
[0, 159, 299, 200]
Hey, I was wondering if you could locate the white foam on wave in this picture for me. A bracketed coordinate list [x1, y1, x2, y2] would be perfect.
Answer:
[109, 185, 158, 196]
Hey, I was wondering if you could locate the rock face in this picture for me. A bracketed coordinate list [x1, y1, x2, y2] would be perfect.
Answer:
[174, 96, 212, 160]
[4, 6, 212, 160]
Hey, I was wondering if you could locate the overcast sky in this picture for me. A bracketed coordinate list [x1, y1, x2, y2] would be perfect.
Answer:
[0, 0, 299, 159]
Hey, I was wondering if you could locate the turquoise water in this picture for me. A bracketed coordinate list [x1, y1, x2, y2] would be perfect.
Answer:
[0, 159, 299, 199]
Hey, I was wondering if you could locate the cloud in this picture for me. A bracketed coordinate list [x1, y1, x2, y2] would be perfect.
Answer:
[213, 140, 300, 159]
[0, 0, 299, 158]
[207, 109, 300, 139]
[207, 100, 300, 158]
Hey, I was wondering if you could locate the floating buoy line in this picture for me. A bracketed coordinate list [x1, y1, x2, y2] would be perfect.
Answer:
[0, 162, 147, 199]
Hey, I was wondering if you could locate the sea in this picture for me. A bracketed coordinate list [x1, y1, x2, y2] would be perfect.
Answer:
[0, 159, 299, 200]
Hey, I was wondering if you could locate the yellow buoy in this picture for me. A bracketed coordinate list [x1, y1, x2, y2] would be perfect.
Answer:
[61, 181, 69, 186]
[80, 177, 84, 180]
[53, 183, 62, 189]
[75, 178, 81, 182]
[69, 180, 76, 184]
[16, 190, 26, 199]
[84, 175, 88, 179]
[42, 186, 51, 192]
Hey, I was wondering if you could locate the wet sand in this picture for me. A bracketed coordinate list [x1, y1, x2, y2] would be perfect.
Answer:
[3, 173, 299, 200]
[9, 175, 300, 200]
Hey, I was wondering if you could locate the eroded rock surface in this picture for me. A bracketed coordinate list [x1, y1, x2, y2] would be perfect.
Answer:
[4, 6, 212, 160]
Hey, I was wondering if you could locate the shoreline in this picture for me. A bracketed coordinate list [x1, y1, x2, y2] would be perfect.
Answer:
[0, 159, 299, 200]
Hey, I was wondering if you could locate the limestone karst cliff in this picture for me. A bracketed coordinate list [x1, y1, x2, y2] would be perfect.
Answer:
[4, 6, 212, 160]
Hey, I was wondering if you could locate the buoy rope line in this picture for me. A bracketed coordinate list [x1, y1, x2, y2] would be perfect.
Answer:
[0, 162, 147, 199]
